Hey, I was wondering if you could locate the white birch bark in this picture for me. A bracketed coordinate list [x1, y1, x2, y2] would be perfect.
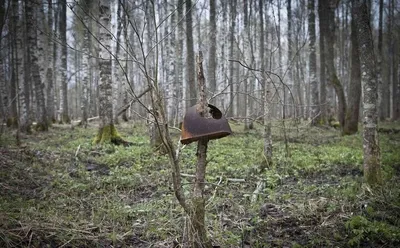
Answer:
[98, 0, 113, 128]
[81, 1, 92, 127]
[59, 0, 69, 123]
[26, 0, 48, 130]
[46, 0, 55, 123]
[14, 0, 30, 132]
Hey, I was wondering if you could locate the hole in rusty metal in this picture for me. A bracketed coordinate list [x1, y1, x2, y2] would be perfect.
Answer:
[180, 104, 232, 145]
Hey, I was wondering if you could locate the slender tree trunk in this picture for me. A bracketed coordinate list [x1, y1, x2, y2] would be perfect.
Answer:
[391, 0, 400, 120]
[218, 0, 227, 110]
[377, 0, 385, 121]
[175, 0, 184, 124]
[244, 0, 253, 130]
[46, 0, 55, 123]
[258, 0, 272, 168]
[227, 0, 237, 117]
[207, 0, 216, 101]
[26, 0, 48, 131]
[14, 0, 31, 133]
[0, 0, 6, 122]
[287, 0, 293, 118]
[259, 0, 265, 124]
[81, 1, 92, 127]
[318, 0, 327, 124]
[309, 0, 319, 125]
[121, 0, 129, 122]
[277, 0, 285, 119]
[354, 0, 382, 186]
[294, 13, 304, 120]
[185, 0, 196, 109]
[343, 3, 361, 135]
[190, 52, 212, 248]
[9, 4, 18, 127]
[59, 0, 70, 124]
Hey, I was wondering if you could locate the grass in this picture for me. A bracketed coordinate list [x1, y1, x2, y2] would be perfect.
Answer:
[0, 120, 399, 247]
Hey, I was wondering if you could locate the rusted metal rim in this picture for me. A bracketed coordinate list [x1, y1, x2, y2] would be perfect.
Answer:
[180, 104, 232, 145]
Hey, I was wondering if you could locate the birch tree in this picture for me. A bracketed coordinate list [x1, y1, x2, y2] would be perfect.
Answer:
[175, 0, 184, 123]
[26, 0, 48, 131]
[207, 0, 217, 101]
[227, 0, 237, 117]
[94, 0, 122, 144]
[14, 0, 31, 133]
[59, 0, 70, 123]
[80, 0, 92, 127]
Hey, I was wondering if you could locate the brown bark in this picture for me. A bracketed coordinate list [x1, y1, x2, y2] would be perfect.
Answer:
[323, 1, 347, 134]
[190, 52, 212, 248]
[343, 3, 361, 135]
[185, 0, 196, 109]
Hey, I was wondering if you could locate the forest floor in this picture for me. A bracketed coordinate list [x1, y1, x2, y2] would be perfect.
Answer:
[0, 120, 400, 247]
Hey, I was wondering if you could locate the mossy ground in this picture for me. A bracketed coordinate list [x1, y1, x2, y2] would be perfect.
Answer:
[0, 121, 399, 247]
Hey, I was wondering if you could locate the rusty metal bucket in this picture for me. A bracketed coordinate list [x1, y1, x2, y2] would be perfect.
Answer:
[180, 104, 232, 144]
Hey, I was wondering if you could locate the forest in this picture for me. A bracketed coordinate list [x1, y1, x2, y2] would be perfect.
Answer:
[1, 0, 400, 247]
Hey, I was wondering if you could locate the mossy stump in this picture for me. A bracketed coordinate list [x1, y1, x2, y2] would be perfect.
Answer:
[93, 124, 132, 146]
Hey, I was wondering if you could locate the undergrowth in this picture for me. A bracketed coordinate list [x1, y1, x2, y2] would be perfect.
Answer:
[0, 121, 399, 247]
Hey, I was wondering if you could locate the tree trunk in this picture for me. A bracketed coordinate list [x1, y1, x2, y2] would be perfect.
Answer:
[354, 0, 382, 186]
[14, 0, 31, 133]
[244, 0, 253, 130]
[46, 0, 55, 123]
[287, 0, 293, 118]
[343, 3, 361, 135]
[175, 0, 184, 124]
[377, 0, 387, 121]
[309, 0, 319, 125]
[318, 0, 327, 124]
[0, 0, 6, 123]
[94, 0, 121, 144]
[391, 0, 400, 120]
[59, 0, 70, 124]
[207, 0, 217, 101]
[324, 1, 346, 134]
[81, 1, 92, 128]
[185, 0, 196, 109]
[189, 52, 212, 248]
[259, 0, 272, 168]
[26, 0, 48, 131]
[277, 0, 285, 119]
[8, 4, 18, 128]
[227, 0, 237, 117]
